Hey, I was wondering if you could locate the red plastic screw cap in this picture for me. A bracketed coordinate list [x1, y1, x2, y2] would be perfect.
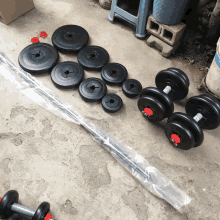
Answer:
[143, 108, 153, 117]
[40, 31, 48, 38]
[45, 213, 53, 220]
[171, 134, 181, 145]
[31, 37, 39, 44]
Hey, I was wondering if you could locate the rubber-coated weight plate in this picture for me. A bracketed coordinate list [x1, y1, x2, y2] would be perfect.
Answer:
[186, 94, 220, 130]
[32, 202, 50, 220]
[52, 25, 89, 53]
[165, 121, 195, 150]
[51, 61, 84, 89]
[167, 112, 204, 148]
[102, 94, 123, 113]
[138, 95, 166, 122]
[8, 213, 22, 220]
[77, 46, 109, 71]
[0, 190, 19, 219]
[139, 87, 174, 118]
[156, 68, 189, 101]
[122, 79, 142, 98]
[101, 63, 128, 85]
[18, 43, 59, 75]
[79, 78, 107, 102]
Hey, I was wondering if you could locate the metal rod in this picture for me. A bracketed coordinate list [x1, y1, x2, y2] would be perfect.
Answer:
[193, 113, 203, 122]
[163, 85, 172, 94]
[11, 203, 35, 218]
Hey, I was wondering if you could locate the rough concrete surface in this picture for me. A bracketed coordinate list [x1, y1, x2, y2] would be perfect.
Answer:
[0, 0, 219, 219]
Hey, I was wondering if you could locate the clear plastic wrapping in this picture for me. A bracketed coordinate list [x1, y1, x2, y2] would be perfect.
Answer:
[0, 53, 191, 213]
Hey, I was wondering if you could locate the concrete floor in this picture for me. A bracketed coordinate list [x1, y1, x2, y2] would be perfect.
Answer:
[0, 0, 220, 219]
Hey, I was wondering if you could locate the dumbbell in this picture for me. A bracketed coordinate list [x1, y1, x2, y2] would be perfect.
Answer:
[8, 213, 22, 220]
[165, 94, 220, 150]
[0, 190, 54, 220]
[138, 68, 189, 122]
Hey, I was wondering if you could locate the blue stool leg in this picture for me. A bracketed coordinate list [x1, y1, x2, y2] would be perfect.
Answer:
[135, 0, 151, 39]
[108, 0, 118, 22]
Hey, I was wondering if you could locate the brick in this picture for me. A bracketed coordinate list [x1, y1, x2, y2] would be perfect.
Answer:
[146, 35, 180, 58]
[147, 15, 186, 46]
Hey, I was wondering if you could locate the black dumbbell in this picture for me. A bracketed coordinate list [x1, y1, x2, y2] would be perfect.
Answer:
[138, 68, 189, 122]
[165, 94, 220, 150]
[8, 213, 22, 220]
[0, 190, 54, 220]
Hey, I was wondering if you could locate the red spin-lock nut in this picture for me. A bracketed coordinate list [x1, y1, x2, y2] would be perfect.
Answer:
[44, 213, 53, 220]
[40, 31, 48, 38]
[171, 134, 181, 145]
[31, 37, 39, 44]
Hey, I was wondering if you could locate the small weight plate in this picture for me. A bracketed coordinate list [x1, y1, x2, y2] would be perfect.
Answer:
[122, 79, 142, 98]
[165, 121, 195, 150]
[8, 213, 22, 220]
[51, 61, 84, 89]
[102, 94, 123, 113]
[167, 112, 204, 148]
[0, 190, 19, 219]
[156, 68, 189, 101]
[79, 78, 107, 102]
[138, 95, 166, 122]
[77, 46, 109, 71]
[18, 43, 59, 75]
[101, 63, 128, 85]
[32, 202, 50, 220]
[52, 25, 89, 53]
[186, 94, 220, 130]
[139, 87, 174, 118]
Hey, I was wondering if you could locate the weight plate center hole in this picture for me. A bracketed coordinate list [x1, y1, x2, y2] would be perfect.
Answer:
[130, 84, 135, 89]
[90, 85, 96, 90]
[111, 70, 118, 75]
[35, 53, 40, 58]
[110, 99, 115, 103]
[91, 53, 96, 58]
[65, 70, 70, 75]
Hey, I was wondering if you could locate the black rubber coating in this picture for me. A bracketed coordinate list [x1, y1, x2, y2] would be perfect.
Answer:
[139, 87, 174, 119]
[18, 43, 59, 75]
[51, 61, 84, 89]
[8, 213, 22, 220]
[122, 79, 142, 98]
[52, 25, 89, 54]
[79, 78, 107, 102]
[32, 202, 50, 220]
[166, 112, 204, 149]
[102, 94, 123, 113]
[0, 190, 19, 219]
[77, 46, 109, 71]
[155, 68, 189, 101]
[101, 63, 128, 85]
[138, 95, 166, 122]
[186, 94, 220, 130]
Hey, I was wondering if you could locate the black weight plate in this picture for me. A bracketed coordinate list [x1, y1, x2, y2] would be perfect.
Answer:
[186, 94, 220, 130]
[79, 78, 107, 102]
[156, 68, 189, 101]
[52, 25, 89, 54]
[102, 94, 123, 113]
[18, 43, 59, 75]
[139, 87, 174, 118]
[167, 112, 204, 148]
[77, 46, 109, 71]
[51, 61, 84, 89]
[0, 190, 19, 219]
[165, 121, 195, 150]
[138, 95, 166, 122]
[8, 213, 22, 220]
[122, 79, 142, 98]
[101, 63, 128, 85]
[32, 202, 50, 220]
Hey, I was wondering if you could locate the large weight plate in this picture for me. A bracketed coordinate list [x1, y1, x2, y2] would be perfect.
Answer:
[52, 25, 89, 53]
[79, 78, 107, 102]
[101, 63, 128, 85]
[51, 61, 84, 89]
[77, 46, 109, 71]
[18, 43, 59, 75]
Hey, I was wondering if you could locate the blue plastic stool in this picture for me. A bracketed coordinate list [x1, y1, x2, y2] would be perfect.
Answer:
[108, 0, 152, 39]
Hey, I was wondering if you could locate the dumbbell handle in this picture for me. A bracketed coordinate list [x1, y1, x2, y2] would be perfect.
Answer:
[11, 203, 35, 218]
[163, 85, 172, 94]
[193, 113, 203, 122]
[10, 203, 55, 220]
